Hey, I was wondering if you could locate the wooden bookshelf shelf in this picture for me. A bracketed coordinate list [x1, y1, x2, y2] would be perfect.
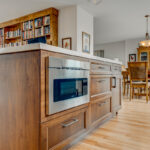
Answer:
[0, 7, 58, 48]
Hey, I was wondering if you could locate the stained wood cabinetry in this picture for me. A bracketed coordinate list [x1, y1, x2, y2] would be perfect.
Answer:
[91, 98, 111, 124]
[0, 49, 121, 150]
[41, 107, 88, 150]
[90, 62, 112, 127]
[111, 65, 122, 114]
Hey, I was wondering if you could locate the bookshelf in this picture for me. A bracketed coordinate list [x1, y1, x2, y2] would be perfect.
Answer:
[0, 7, 58, 48]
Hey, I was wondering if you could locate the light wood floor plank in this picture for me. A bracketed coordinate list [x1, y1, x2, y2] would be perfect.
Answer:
[69, 101, 150, 150]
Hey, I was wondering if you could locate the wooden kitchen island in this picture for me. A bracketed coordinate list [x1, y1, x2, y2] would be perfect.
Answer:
[0, 43, 122, 150]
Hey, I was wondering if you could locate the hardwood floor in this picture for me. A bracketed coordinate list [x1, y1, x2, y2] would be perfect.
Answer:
[69, 99, 150, 150]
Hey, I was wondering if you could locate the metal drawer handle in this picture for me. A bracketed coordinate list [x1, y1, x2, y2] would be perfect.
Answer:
[98, 66, 105, 69]
[98, 101, 108, 107]
[97, 80, 105, 83]
[61, 118, 79, 128]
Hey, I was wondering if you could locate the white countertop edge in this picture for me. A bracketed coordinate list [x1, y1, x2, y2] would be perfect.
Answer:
[0, 43, 122, 65]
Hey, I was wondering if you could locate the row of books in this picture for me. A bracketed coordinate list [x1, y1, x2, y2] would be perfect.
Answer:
[0, 28, 4, 37]
[5, 41, 22, 47]
[23, 20, 33, 31]
[35, 26, 50, 37]
[22, 31, 34, 40]
[34, 16, 50, 28]
[35, 27, 44, 37]
[44, 26, 50, 35]
[6, 29, 21, 38]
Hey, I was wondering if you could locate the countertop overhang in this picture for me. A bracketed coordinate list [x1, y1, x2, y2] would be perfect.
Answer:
[0, 43, 122, 65]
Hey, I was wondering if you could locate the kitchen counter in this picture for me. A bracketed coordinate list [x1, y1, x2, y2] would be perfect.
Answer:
[0, 44, 122, 150]
[0, 43, 122, 65]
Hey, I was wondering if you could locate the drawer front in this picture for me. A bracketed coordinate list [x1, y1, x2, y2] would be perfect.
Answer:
[91, 63, 111, 74]
[91, 98, 111, 124]
[91, 77, 110, 97]
[111, 65, 121, 74]
[41, 108, 87, 150]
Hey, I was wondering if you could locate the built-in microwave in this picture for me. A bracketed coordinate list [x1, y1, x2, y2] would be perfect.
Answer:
[46, 56, 90, 115]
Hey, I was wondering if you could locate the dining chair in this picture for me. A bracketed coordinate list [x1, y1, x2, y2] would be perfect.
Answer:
[122, 68, 130, 96]
[128, 62, 149, 102]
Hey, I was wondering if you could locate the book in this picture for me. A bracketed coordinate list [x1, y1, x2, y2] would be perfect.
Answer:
[23, 30, 34, 40]
[23, 20, 33, 31]
[5, 41, 21, 47]
[34, 17, 43, 28]
[44, 26, 50, 35]
[6, 28, 21, 38]
[43, 16, 50, 25]
[35, 27, 44, 37]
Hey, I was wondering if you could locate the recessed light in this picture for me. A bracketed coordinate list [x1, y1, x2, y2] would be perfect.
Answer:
[88, 0, 103, 5]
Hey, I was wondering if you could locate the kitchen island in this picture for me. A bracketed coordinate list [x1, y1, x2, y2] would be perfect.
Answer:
[0, 43, 122, 150]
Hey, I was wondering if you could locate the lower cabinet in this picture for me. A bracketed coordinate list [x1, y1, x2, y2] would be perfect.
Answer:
[91, 98, 111, 124]
[40, 107, 88, 150]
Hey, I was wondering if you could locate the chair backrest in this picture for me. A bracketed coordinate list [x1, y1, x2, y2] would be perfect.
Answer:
[128, 62, 148, 82]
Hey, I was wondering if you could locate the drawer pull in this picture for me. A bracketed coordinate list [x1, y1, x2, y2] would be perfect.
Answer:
[98, 101, 108, 107]
[97, 80, 105, 83]
[98, 66, 105, 69]
[61, 118, 79, 128]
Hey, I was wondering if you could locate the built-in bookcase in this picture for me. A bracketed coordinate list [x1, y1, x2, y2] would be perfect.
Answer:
[0, 8, 58, 48]
[0, 28, 4, 48]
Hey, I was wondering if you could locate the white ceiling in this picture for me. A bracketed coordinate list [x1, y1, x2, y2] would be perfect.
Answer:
[0, 0, 150, 44]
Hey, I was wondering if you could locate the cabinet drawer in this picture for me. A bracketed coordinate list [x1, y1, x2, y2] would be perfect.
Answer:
[91, 76, 110, 97]
[111, 65, 121, 74]
[41, 108, 88, 150]
[91, 98, 111, 124]
[91, 63, 111, 74]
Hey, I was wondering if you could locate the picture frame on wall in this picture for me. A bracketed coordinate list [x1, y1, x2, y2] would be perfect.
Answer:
[82, 32, 90, 53]
[62, 37, 72, 50]
[129, 54, 136, 62]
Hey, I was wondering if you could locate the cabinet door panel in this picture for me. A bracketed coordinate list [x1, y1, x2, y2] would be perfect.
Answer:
[40, 108, 88, 150]
[91, 76, 110, 97]
[91, 98, 111, 124]
[112, 77, 121, 111]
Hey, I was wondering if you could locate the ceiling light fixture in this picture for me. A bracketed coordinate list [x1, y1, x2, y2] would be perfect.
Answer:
[139, 15, 150, 47]
[88, 0, 103, 5]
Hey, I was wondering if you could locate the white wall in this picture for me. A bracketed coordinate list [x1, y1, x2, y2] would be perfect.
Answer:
[95, 41, 125, 65]
[58, 6, 94, 54]
[94, 37, 143, 66]
[125, 38, 143, 66]
[58, 6, 77, 50]
[77, 6, 94, 55]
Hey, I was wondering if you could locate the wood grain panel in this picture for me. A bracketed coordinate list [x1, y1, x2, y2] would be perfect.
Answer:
[0, 51, 40, 150]
[40, 107, 88, 150]
[91, 98, 111, 124]
[91, 75, 111, 97]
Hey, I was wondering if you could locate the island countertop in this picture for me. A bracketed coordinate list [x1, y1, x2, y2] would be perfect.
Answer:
[0, 43, 122, 65]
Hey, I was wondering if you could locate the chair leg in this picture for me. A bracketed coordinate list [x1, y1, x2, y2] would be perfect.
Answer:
[132, 87, 134, 99]
[146, 86, 148, 103]
[149, 88, 150, 100]
[123, 80, 125, 96]
[127, 84, 129, 96]
[130, 84, 132, 101]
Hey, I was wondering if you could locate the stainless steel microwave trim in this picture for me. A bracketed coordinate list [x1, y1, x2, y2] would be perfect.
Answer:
[46, 56, 90, 115]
